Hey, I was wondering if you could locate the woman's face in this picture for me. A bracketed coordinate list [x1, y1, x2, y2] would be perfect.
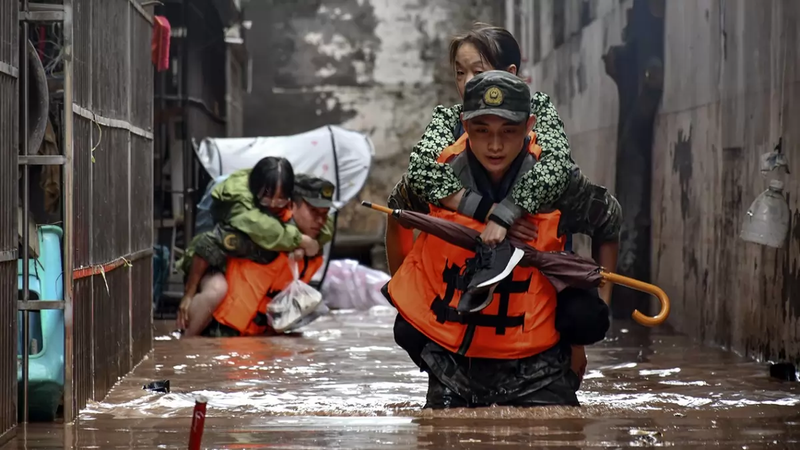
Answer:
[258, 183, 290, 216]
[454, 42, 518, 99]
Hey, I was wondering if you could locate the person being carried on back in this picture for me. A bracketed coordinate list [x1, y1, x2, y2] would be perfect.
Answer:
[387, 71, 615, 408]
[399, 24, 619, 313]
[176, 157, 333, 336]
[203, 174, 337, 337]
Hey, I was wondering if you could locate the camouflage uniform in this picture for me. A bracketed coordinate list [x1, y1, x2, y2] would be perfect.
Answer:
[549, 167, 622, 242]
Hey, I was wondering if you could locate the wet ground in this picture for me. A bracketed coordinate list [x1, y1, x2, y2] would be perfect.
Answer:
[4, 307, 800, 449]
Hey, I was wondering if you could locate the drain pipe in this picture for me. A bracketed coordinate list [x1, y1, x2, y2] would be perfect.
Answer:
[603, 0, 665, 319]
[505, 0, 514, 37]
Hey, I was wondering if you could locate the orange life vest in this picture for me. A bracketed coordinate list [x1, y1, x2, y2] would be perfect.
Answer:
[213, 254, 323, 336]
[387, 132, 566, 359]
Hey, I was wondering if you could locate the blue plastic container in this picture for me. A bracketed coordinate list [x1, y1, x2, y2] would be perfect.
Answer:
[17, 225, 65, 421]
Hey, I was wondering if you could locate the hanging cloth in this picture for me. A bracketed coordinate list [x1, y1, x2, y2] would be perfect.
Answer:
[151, 15, 171, 72]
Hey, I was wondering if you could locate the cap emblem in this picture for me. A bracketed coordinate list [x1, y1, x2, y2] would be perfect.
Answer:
[484, 86, 504, 106]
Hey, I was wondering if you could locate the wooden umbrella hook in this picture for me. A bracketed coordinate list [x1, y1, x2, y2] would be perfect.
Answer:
[601, 271, 671, 327]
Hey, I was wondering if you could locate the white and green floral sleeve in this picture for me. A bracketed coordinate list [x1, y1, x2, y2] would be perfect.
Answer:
[406, 105, 463, 204]
[406, 91, 574, 215]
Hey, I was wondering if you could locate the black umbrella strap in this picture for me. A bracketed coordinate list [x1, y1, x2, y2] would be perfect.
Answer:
[434, 261, 532, 337]
[430, 297, 524, 332]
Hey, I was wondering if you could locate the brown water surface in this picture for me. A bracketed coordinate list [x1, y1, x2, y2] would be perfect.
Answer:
[4, 308, 800, 449]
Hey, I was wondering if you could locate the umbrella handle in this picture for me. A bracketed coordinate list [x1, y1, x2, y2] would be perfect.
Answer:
[601, 272, 670, 327]
[361, 201, 395, 215]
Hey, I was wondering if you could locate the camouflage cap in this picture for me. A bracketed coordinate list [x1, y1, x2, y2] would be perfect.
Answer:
[462, 70, 532, 123]
[294, 174, 335, 208]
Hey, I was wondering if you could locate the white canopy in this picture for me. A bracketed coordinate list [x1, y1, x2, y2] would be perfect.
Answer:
[194, 125, 374, 208]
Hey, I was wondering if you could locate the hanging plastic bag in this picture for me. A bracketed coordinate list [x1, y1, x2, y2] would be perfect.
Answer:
[286, 302, 330, 332]
[267, 254, 323, 333]
[740, 180, 790, 248]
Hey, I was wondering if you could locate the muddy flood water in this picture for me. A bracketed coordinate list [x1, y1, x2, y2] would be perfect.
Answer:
[4, 307, 800, 449]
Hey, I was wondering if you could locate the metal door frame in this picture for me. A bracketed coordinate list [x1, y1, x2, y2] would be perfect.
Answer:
[17, 0, 75, 424]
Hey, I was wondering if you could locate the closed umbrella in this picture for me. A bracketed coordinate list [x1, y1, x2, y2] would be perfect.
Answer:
[364, 202, 670, 327]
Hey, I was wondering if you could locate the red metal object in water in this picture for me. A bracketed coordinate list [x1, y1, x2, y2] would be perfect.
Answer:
[188, 395, 208, 450]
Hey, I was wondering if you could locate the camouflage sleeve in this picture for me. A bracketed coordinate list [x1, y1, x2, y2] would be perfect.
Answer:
[388, 172, 430, 214]
[511, 91, 574, 214]
[179, 226, 291, 276]
[407, 105, 463, 204]
[215, 225, 282, 265]
[553, 168, 622, 242]
[191, 231, 229, 271]
[317, 215, 335, 246]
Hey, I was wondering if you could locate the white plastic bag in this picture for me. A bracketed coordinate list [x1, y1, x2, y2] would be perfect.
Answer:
[320, 259, 392, 310]
[267, 255, 323, 333]
[287, 302, 330, 331]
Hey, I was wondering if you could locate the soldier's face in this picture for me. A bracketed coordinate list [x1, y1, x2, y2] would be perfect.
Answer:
[293, 201, 329, 238]
[463, 114, 535, 181]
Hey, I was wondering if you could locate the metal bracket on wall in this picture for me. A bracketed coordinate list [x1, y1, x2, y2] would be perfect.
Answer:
[0, 61, 18, 79]
[17, 301, 65, 311]
[18, 155, 67, 166]
[18, 3, 65, 22]
[0, 250, 16, 263]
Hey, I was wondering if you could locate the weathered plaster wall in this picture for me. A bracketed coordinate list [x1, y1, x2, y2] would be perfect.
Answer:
[526, 0, 630, 255]
[532, 0, 800, 362]
[651, 0, 800, 361]
[242, 0, 503, 235]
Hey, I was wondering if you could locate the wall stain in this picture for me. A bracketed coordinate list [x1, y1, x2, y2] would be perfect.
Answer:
[577, 58, 588, 93]
[553, 0, 566, 47]
[783, 206, 800, 319]
[271, 0, 380, 88]
[672, 128, 693, 220]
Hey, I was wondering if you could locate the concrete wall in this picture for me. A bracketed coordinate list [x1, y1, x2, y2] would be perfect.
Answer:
[526, 0, 630, 255]
[651, 0, 800, 361]
[242, 0, 503, 235]
[530, 0, 800, 362]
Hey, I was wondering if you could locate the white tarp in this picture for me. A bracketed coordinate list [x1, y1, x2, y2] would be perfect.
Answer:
[193, 125, 375, 286]
[195, 125, 374, 208]
[320, 259, 391, 310]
